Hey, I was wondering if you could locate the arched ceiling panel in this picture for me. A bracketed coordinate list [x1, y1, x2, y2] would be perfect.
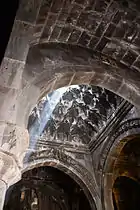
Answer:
[28, 85, 125, 149]
[32, 0, 140, 72]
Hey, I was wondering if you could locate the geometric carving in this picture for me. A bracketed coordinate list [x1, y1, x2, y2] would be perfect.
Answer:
[28, 85, 122, 149]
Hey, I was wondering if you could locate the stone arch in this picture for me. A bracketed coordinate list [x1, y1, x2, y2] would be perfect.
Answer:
[23, 148, 100, 210]
[99, 119, 140, 210]
[2, 0, 140, 131]
[25, 43, 140, 106]
[19, 42, 140, 128]
[112, 137, 140, 182]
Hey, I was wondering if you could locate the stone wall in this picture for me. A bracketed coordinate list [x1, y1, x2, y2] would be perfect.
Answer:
[1, 0, 140, 210]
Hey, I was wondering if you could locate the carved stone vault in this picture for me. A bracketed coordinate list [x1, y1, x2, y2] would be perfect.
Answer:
[1, 0, 140, 210]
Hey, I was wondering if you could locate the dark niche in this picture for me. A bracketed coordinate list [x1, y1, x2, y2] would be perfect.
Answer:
[3, 166, 92, 210]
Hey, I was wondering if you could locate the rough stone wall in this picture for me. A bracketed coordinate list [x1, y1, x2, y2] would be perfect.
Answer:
[1, 0, 140, 210]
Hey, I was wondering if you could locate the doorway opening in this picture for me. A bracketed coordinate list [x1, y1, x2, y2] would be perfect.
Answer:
[3, 166, 92, 210]
[112, 136, 140, 210]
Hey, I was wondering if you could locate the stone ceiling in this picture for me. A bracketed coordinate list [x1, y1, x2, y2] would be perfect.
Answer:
[19, 0, 140, 110]
[29, 0, 140, 71]
[8, 0, 140, 152]
[28, 85, 123, 148]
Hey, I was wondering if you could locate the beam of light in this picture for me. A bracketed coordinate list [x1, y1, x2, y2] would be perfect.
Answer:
[24, 85, 79, 163]
[29, 87, 68, 149]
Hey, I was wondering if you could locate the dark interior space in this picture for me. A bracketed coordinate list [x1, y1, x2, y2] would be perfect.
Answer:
[112, 192, 117, 210]
[113, 176, 140, 210]
[3, 166, 91, 210]
[0, 0, 19, 64]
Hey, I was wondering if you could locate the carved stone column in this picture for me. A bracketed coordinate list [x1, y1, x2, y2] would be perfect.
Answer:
[0, 151, 21, 210]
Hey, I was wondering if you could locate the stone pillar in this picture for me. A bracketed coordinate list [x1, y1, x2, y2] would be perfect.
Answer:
[0, 150, 21, 210]
[0, 1, 43, 209]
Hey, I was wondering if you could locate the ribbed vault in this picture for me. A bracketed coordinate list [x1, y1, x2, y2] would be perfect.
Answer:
[28, 85, 123, 149]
